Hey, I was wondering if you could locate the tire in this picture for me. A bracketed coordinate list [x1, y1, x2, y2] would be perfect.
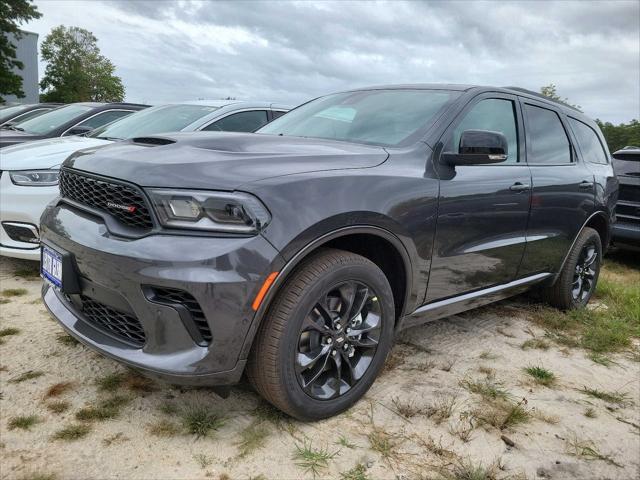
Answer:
[246, 248, 395, 421]
[540, 227, 602, 310]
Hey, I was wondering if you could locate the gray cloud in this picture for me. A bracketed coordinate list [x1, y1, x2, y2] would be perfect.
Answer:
[27, 0, 640, 122]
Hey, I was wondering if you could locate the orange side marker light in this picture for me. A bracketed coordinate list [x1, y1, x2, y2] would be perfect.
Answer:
[252, 272, 279, 311]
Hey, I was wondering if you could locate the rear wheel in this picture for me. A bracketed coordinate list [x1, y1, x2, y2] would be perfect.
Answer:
[247, 249, 395, 421]
[541, 227, 602, 310]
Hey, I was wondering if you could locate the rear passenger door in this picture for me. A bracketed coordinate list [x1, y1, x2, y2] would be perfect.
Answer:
[517, 100, 595, 276]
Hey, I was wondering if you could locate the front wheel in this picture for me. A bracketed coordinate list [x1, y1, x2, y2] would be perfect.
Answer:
[541, 227, 602, 310]
[247, 249, 395, 421]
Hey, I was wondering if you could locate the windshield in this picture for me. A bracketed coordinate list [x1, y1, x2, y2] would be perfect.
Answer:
[13, 104, 93, 135]
[89, 104, 219, 140]
[0, 104, 32, 123]
[258, 89, 459, 146]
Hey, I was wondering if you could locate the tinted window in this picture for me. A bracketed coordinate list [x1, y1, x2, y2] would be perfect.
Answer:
[453, 98, 519, 163]
[89, 104, 220, 140]
[272, 110, 287, 119]
[569, 118, 608, 164]
[13, 104, 93, 135]
[77, 110, 133, 130]
[258, 89, 460, 147]
[203, 110, 269, 132]
[0, 104, 32, 123]
[525, 104, 572, 164]
[7, 108, 53, 124]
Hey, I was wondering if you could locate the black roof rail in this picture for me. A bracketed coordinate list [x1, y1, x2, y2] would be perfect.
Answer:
[502, 86, 582, 112]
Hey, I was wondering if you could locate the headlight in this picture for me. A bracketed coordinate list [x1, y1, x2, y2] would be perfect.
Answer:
[9, 169, 60, 186]
[147, 189, 271, 233]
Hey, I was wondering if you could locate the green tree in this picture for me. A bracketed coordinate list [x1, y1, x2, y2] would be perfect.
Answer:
[40, 25, 124, 102]
[0, 0, 41, 102]
[596, 119, 640, 153]
[540, 83, 582, 111]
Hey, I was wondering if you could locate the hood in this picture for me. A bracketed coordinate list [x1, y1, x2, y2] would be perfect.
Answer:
[0, 130, 42, 148]
[64, 132, 389, 190]
[0, 136, 112, 170]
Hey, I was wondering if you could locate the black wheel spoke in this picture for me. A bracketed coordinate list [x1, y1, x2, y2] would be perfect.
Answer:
[571, 241, 599, 302]
[295, 280, 383, 401]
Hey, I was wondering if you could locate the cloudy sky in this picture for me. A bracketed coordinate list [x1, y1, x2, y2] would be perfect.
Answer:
[23, 0, 639, 123]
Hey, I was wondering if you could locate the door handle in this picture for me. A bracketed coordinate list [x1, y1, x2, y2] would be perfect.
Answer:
[509, 182, 531, 192]
[579, 181, 594, 189]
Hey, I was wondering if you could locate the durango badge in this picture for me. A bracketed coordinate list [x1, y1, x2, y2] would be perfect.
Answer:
[107, 201, 137, 213]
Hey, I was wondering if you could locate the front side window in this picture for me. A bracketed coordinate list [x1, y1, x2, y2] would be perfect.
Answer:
[452, 98, 519, 163]
[12, 104, 93, 135]
[524, 104, 572, 164]
[258, 89, 460, 147]
[203, 110, 269, 132]
[76, 110, 133, 130]
[89, 104, 220, 140]
[569, 118, 609, 164]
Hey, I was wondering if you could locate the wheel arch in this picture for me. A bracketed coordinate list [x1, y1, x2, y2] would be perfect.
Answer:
[239, 225, 414, 360]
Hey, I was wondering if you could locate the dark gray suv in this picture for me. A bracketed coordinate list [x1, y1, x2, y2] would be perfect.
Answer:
[40, 85, 617, 420]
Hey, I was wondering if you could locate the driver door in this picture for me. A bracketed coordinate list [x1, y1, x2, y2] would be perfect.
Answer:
[425, 93, 532, 302]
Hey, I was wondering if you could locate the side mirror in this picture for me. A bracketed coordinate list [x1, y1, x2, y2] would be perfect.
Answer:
[442, 129, 509, 166]
[64, 126, 93, 136]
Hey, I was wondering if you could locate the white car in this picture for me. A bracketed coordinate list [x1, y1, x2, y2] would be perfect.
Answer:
[0, 100, 290, 260]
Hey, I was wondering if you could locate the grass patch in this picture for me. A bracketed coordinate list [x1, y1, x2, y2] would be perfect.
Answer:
[566, 432, 622, 467]
[340, 463, 370, 480]
[95, 372, 125, 392]
[45, 382, 73, 398]
[52, 423, 91, 441]
[293, 439, 338, 477]
[474, 398, 530, 430]
[444, 458, 500, 480]
[588, 352, 616, 367]
[180, 404, 224, 438]
[75, 395, 130, 422]
[46, 401, 71, 414]
[0, 327, 20, 337]
[521, 338, 550, 350]
[148, 419, 181, 437]
[579, 387, 632, 406]
[14, 265, 40, 279]
[236, 421, 271, 457]
[193, 453, 213, 469]
[253, 401, 288, 426]
[9, 370, 44, 383]
[55, 333, 79, 346]
[8, 415, 41, 430]
[158, 402, 179, 415]
[531, 265, 640, 355]
[391, 397, 430, 419]
[478, 351, 498, 360]
[584, 407, 597, 418]
[336, 435, 357, 449]
[426, 393, 459, 424]
[460, 377, 510, 400]
[524, 365, 556, 386]
[0, 298, 10, 304]
[367, 427, 401, 462]
[2, 288, 28, 297]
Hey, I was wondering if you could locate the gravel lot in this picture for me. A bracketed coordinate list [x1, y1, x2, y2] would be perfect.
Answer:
[1, 255, 639, 480]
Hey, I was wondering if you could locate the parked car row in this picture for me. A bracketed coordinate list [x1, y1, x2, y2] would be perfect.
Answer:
[0, 100, 290, 259]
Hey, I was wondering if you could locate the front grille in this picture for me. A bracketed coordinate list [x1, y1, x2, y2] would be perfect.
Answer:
[80, 295, 146, 347]
[59, 169, 153, 231]
[147, 287, 212, 344]
[618, 184, 640, 203]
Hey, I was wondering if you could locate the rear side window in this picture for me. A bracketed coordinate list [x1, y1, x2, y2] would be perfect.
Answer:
[453, 98, 519, 163]
[272, 110, 287, 119]
[524, 104, 572, 164]
[203, 110, 269, 132]
[77, 110, 133, 129]
[569, 118, 609, 164]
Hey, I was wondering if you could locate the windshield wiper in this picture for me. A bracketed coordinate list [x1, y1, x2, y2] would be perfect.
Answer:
[95, 136, 122, 141]
[4, 125, 24, 131]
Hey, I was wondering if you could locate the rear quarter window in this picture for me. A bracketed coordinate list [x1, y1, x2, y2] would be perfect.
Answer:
[524, 104, 572, 164]
[568, 118, 609, 164]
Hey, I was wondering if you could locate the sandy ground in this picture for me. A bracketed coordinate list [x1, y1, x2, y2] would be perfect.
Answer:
[1, 255, 639, 480]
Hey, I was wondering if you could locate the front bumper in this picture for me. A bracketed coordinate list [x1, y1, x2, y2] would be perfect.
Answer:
[40, 201, 284, 385]
[0, 171, 59, 260]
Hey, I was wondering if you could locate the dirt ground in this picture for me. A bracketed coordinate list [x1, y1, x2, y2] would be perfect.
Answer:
[1, 255, 639, 480]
